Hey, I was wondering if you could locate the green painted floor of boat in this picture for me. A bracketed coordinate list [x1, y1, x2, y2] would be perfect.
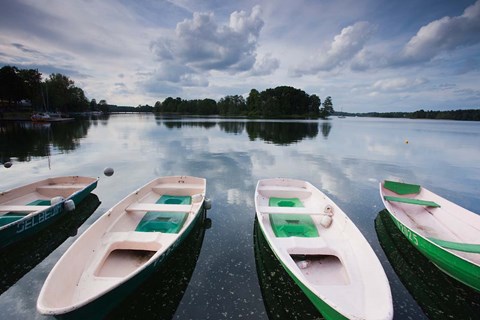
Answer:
[135, 195, 191, 233]
[269, 197, 318, 238]
[0, 199, 52, 227]
[428, 237, 480, 253]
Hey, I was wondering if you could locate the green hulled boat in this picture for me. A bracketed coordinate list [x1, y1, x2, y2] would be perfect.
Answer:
[255, 178, 393, 320]
[37, 176, 209, 319]
[0, 176, 98, 249]
[380, 180, 480, 292]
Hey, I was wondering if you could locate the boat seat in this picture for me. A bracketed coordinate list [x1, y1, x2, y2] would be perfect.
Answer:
[0, 199, 51, 215]
[268, 197, 319, 238]
[383, 195, 440, 207]
[428, 238, 480, 253]
[384, 180, 420, 195]
[135, 195, 191, 234]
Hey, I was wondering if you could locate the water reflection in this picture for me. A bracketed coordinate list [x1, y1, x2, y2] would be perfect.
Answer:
[375, 210, 480, 318]
[0, 194, 100, 295]
[253, 218, 323, 320]
[161, 121, 217, 129]
[320, 122, 331, 139]
[246, 121, 320, 145]
[106, 210, 209, 319]
[0, 120, 91, 162]
[218, 121, 246, 135]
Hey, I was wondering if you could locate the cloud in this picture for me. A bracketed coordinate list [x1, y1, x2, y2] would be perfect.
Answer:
[293, 21, 376, 74]
[372, 77, 428, 92]
[250, 53, 279, 76]
[151, 5, 264, 74]
[399, 0, 480, 64]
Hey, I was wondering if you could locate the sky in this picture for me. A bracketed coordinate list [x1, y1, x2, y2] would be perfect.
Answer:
[1, 0, 479, 112]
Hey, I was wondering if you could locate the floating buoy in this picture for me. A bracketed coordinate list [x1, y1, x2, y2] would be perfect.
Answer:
[104, 167, 114, 176]
[3, 162, 12, 168]
[204, 198, 212, 210]
[51, 196, 65, 205]
[64, 199, 76, 211]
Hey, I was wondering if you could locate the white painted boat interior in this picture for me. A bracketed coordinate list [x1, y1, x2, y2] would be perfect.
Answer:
[381, 182, 480, 264]
[255, 178, 393, 320]
[0, 176, 97, 217]
[37, 176, 205, 315]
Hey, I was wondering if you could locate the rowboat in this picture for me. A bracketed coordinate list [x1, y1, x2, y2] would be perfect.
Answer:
[375, 209, 480, 319]
[0, 176, 98, 249]
[37, 176, 208, 319]
[0, 194, 100, 295]
[255, 178, 393, 320]
[380, 180, 480, 292]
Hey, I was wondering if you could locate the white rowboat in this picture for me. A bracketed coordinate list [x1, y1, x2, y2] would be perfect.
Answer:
[0, 176, 98, 249]
[255, 178, 393, 320]
[380, 180, 480, 291]
[37, 176, 207, 319]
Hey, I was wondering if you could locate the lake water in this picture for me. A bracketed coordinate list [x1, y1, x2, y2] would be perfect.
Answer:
[1, 114, 479, 319]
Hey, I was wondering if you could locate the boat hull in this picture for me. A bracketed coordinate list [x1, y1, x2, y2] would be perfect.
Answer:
[0, 177, 98, 249]
[386, 210, 480, 291]
[257, 224, 348, 320]
[52, 207, 204, 320]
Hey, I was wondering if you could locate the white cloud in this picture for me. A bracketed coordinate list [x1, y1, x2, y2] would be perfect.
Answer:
[400, 0, 480, 63]
[151, 6, 264, 74]
[293, 21, 376, 74]
[373, 77, 428, 92]
[250, 53, 279, 76]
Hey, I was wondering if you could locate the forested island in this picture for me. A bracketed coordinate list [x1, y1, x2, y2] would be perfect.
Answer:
[154, 87, 333, 118]
[1, 65, 478, 121]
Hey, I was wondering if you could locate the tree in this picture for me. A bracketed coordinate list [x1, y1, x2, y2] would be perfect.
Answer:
[218, 95, 246, 115]
[320, 96, 334, 118]
[308, 94, 321, 117]
[98, 99, 109, 113]
[90, 99, 98, 111]
[18, 68, 42, 108]
[45, 73, 74, 112]
[0, 66, 22, 108]
[246, 89, 261, 116]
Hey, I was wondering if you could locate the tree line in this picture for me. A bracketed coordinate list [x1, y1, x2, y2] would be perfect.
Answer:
[345, 109, 480, 121]
[155, 86, 335, 118]
[0, 65, 91, 113]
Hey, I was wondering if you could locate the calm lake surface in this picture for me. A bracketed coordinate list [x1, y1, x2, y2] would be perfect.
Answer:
[1, 114, 479, 319]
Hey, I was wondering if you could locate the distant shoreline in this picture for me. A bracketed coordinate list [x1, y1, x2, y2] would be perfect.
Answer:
[1, 109, 479, 122]
[334, 109, 480, 121]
